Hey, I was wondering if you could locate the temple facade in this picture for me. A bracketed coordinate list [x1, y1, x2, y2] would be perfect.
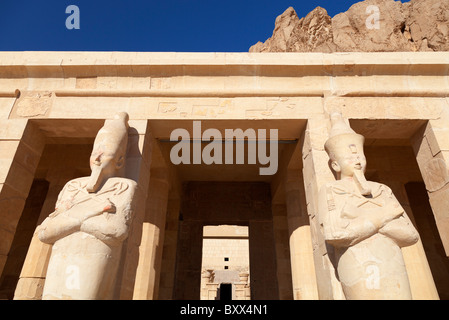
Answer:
[0, 51, 448, 299]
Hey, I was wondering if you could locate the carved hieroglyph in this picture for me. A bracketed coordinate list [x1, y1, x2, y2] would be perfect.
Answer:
[318, 113, 419, 300]
[36, 112, 137, 300]
[15, 91, 52, 117]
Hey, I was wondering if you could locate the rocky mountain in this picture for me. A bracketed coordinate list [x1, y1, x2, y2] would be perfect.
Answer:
[249, 0, 449, 52]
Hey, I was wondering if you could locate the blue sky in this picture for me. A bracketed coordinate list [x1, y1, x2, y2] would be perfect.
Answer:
[0, 0, 407, 52]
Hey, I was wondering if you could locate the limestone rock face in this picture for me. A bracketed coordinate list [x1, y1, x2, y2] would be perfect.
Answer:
[249, 0, 449, 52]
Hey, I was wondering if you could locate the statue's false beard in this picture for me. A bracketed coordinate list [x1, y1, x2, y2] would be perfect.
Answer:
[353, 168, 371, 196]
[86, 165, 105, 193]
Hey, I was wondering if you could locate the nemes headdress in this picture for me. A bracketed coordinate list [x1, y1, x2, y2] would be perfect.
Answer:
[324, 112, 365, 161]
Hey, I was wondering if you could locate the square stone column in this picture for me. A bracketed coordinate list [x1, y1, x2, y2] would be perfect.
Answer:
[132, 167, 169, 300]
[117, 120, 153, 299]
[158, 194, 181, 300]
[284, 169, 318, 300]
[271, 203, 293, 300]
[412, 112, 449, 257]
[0, 120, 45, 289]
[301, 117, 345, 300]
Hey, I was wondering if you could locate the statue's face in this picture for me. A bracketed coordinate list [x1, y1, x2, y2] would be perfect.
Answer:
[331, 144, 366, 177]
[86, 134, 123, 192]
[90, 142, 116, 176]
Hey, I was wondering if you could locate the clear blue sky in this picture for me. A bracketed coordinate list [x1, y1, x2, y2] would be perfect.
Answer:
[0, 0, 408, 52]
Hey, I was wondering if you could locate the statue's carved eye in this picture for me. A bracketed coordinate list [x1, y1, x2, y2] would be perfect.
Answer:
[91, 151, 104, 164]
[349, 144, 357, 153]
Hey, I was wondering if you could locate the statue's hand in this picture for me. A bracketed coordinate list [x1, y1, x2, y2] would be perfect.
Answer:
[379, 213, 419, 247]
[84, 199, 116, 220]
[66, 198, 116, 222]
[383, 202, 404, 224]
[101, 199, 116, 214]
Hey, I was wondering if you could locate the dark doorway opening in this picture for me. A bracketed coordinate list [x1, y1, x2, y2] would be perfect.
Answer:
[219, 283, 232, 301]
[173, 181, 279, 300]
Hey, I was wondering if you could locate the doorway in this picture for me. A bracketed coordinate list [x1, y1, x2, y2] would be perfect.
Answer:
[218, 283, 232, 301]
[172, 181, 279, 300]
[200, 225, 250, 300]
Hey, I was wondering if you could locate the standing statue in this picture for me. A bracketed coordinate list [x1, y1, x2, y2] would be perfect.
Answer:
[318, 112, 419, 300]
[37, 112, 137, 300]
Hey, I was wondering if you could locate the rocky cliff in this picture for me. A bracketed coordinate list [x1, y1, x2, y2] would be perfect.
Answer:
[249, 0, 449, 52]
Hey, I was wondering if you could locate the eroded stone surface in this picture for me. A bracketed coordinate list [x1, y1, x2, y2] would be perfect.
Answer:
[250, 0, 449, 53]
